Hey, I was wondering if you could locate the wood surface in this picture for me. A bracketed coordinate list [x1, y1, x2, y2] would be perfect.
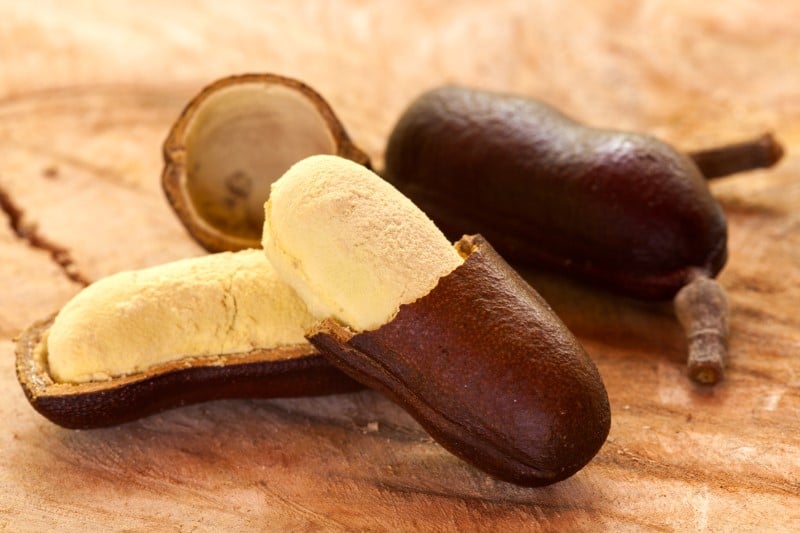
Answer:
[1, 1, 799, 531]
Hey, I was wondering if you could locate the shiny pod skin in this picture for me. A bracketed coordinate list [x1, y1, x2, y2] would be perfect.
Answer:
[384, 85, 727, 301]
[309, 235, 611, 487]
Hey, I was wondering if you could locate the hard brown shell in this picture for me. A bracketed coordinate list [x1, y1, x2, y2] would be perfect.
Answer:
[163, 73, 371, 252]
[308, 235, 611, 487]
[384, 86, 727, 300]
[16, 315, 362, 429]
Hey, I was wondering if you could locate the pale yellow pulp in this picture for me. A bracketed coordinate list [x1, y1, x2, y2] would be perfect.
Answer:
[47, 250, 316, 383]
[262, 155, 464, 332]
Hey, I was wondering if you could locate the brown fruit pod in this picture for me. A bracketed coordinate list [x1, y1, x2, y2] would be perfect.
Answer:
[162, 73, 370, 252]
[384, 86, 729, 301]
[16, 316, 362, 429]
[308, 235, 611, 487]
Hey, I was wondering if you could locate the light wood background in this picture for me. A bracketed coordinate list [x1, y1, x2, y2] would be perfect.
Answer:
[1, 1, 799, 531]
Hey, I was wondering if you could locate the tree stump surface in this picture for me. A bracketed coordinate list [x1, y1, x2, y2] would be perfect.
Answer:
[1, 2, 798, 531]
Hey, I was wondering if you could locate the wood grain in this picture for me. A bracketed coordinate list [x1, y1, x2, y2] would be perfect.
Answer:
[1, 1, 799, 531]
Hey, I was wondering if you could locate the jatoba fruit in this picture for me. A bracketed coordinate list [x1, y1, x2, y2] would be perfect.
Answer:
[162, 73, 370, 253]
[16, 250, 361, 429]
[263, 155, 611, 487]
[384, 86, 781, 385]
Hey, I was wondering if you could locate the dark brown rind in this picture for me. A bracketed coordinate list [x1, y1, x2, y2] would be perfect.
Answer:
[383, 86, 728, 301]
[162, 73, 371, 253]
[308, 235, 611, 487]
[16, 315, 363, 429]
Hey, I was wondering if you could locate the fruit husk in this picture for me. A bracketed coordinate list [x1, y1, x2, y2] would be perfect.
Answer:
[383, 85, 727, 301]
[308, 235, 611, 487]
[16, 315, 363, 429]
[162, 73, 371, 253]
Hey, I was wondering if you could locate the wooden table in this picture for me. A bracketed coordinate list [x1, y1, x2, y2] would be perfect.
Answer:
[1, 2, 798, 530]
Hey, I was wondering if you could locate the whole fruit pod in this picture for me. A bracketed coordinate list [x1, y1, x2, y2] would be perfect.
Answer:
[383, 86, 782, 385]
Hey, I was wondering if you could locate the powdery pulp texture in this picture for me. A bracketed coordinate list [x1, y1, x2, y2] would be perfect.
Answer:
[262, 155, 463, 332]
[47, 250, 316, 383]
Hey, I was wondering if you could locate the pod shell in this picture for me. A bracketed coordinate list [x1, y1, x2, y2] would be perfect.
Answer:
[16, 316, 363, 429]
[162, 73, 371, 252]
[308, 235, 611, 487]
[384, 86, 728, 300]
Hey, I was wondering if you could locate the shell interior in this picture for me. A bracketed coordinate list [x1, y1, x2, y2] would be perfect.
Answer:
[185, 82, 337, 241]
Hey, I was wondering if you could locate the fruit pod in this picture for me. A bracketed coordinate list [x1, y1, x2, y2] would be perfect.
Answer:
[16, 316, 362, 429]
[383, 86, 729, 300]
[308, 235, 611, 487]
[15, 250, 364, 429]
[163, 73, 370, 252]
[383, 86, 742, 384]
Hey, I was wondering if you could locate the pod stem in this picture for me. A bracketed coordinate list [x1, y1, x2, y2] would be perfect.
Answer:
[688, 132, 784, 180]
[673, 273, 729, 385]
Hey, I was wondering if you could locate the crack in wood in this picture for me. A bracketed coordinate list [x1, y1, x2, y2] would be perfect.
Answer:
[0, 182, 90, 287]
